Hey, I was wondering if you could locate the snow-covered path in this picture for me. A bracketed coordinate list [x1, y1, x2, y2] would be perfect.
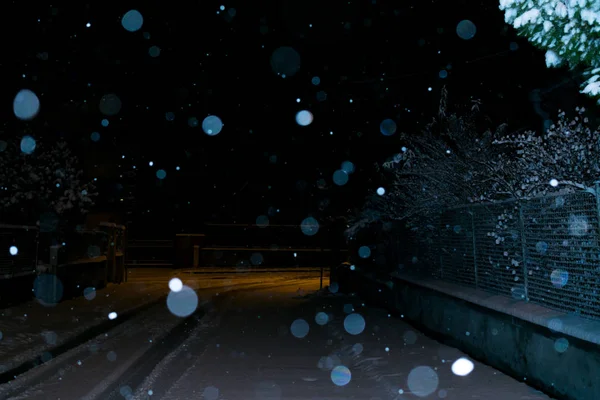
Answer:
[0, 269, 324, 399]
[135, 280, 551, 399]
[0, 268, 553, 399]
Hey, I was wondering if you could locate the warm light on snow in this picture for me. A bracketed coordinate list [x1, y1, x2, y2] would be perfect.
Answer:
[169, 277, 183, 292]
[451, 357, 474, 376]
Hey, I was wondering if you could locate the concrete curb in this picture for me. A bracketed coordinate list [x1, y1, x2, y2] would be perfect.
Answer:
[332, 268, 577, 400]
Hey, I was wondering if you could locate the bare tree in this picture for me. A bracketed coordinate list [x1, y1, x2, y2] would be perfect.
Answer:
[0, 138, 96, 224]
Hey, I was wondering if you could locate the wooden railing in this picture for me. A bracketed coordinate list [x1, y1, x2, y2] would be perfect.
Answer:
[0, 222, 127, 283]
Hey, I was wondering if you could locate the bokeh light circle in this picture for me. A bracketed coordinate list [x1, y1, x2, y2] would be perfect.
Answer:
[550, 269, 568, 288]
[166, 285, 198, 317]
[122, 10, 144, 32]
[407, 366, 439, 397]
[256, 215, 269, 227]
[33, 274, 64, 306]
[301, 217, 319, 236]
[202, 115, 223, 136]
[333, 170, 349, 186]
[270, 46, 301, 77]
[380, 119, 397, 136]
[290, 318, 310, 338]
[343, 313, 366, 335]
[331, 365, 352, 386]
[14, 89, 40, 120]
[250, 252, 264, 266]
[328, 282, 339, 293]
[315, 311, 329, 325]
[456, 20, 476, 40]
[358, 246, 371, 259]
[99, 93, 122, 116]
[149, 46, 161, 57]
[341, 160, 355, 174]
[296, 110, 313, 126]
[554, 337, 569, 353]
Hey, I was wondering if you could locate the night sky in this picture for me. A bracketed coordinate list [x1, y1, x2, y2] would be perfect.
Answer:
[0, 1, 593, 235]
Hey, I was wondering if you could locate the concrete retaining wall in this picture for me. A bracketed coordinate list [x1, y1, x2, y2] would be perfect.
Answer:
[335, 267, 600, 400]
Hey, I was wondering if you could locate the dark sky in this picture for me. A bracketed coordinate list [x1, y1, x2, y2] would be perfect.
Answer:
[0, 1, 591, 233]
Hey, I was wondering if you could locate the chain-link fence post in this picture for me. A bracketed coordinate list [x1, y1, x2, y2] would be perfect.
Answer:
[35, 228, 40, 271]
[470, 208, 478, 289]
[438, 211, 444, 280]
[518, 202, 529, 301]
[595, 182, 600, 249]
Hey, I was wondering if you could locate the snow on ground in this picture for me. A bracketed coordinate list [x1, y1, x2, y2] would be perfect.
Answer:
[0, 268, 324, 375]
[0, 267, 554, 399]
[131, 280, 552, 400]
[0, 274, 322, 400]
[0, 293, 185, 399]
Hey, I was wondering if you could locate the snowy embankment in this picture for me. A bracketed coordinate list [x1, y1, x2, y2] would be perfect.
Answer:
[0, 269, 175, 375]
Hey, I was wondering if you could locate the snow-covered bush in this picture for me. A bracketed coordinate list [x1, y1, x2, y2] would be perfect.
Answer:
[348, 88, 503, 241]
[349, 85, 600, 310]
[349, 86, 600, 274]
[0, 138, 96, 223]
[499, 0, 600, 103]
[489, 107, 600, 197]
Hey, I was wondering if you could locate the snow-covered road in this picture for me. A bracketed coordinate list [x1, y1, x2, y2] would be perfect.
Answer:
[0, 268, 553, 399]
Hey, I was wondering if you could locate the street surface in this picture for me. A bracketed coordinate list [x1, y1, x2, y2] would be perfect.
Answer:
[0, 268, 551, 399]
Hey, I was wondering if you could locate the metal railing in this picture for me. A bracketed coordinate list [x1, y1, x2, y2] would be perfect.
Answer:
[200, 223, 347, 268]
[430, 188, 600, 320]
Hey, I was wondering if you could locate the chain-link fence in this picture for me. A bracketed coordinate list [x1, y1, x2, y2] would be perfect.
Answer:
[432, 189, 600, 320]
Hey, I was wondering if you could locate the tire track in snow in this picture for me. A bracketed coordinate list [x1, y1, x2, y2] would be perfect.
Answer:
[132, 278, 316, 400]
[85, 309, 207, 400]
[0, 278, 298, 399]
[322, 299, 403, 399]
[2, 297, 182, 400]
[88, 280, 291, 400]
